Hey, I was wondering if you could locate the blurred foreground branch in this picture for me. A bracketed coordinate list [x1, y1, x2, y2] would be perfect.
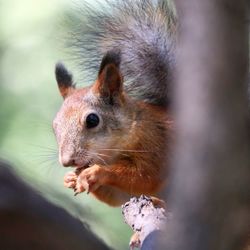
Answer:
[0, 161, 110, 250]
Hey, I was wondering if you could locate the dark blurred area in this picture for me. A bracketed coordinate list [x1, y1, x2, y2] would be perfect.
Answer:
[0, 160, 110, 250]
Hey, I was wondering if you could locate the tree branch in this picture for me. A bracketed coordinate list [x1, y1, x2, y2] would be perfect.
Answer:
[122, 195, 171, 250]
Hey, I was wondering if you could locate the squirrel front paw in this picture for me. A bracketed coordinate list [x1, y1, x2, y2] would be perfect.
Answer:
[64, 170, 85, 195]
[64, 165, 107, 196]
[64, 171, 77, 189]
[76, 164, 106, 194]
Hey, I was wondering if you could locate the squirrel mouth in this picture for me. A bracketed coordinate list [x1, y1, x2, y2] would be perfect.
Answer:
[74, 164, 89, 174]
[75, 160, 91, 170]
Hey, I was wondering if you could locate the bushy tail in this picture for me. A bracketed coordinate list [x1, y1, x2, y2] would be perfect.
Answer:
[68, 0, 176, 106]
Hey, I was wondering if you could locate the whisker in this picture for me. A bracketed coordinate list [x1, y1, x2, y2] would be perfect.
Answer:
[31, 154, 58, 161]
[97, 148, 153, 153]
[95, 155, 109, 166]
[24, 143, 59, 171]
[28, 144, 58, 152]
[37, 158, 58, 166]
[88, 152, 111, 158]
[73, 151, 110, 167]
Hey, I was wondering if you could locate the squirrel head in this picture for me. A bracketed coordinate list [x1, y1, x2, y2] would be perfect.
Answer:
[53, 50, 133, 168]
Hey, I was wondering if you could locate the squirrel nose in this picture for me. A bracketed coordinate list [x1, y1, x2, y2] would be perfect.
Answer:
[59, 154, 76, 167]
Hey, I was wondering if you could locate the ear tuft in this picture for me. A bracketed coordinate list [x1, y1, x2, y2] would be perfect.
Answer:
[98, 49, 121, 75]
[55, 62, 75, 98]
[55, 62, 73, 87]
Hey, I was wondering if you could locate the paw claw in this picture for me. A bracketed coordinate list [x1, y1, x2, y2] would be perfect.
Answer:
[85, 183, 90, 194]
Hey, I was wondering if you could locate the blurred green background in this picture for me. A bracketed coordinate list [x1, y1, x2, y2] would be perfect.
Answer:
[0, 0, 131, 249]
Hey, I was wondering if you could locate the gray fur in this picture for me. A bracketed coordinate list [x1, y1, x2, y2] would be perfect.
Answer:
[68, 0, 176, 106]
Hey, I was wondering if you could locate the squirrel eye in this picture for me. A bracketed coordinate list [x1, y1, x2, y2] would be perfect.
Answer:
[85, 113, 100, 129]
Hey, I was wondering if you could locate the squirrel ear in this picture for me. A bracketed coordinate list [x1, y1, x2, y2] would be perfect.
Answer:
[94, 50, 123, 104]
[55, 62, 75, 99]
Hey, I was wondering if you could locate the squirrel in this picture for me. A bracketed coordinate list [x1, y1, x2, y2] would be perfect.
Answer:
[53, 0, 176, 207]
